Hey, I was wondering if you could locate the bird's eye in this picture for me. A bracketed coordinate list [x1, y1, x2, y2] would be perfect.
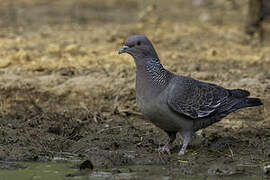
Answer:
[137, 41, 141, 46]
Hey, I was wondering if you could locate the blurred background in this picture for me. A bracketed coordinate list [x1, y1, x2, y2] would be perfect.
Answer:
[0, 0, 269, 178]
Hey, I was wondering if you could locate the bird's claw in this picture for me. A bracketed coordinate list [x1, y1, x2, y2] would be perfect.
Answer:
[157, 144, 171, 155]
[178, 150, 185, 156]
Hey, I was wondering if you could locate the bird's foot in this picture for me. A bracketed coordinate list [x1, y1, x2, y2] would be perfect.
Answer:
[178, 149, 186, 156]
[157, 144, 171, 155]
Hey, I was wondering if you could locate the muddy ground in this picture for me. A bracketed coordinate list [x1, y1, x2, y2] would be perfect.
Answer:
[0, 0, 269, 178]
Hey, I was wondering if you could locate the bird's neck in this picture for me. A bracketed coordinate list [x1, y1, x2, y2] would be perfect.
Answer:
[135, 57, 172, 96]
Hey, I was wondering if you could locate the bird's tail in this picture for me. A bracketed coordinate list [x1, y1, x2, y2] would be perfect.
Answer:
[233, 98, 263, 110]
[193, 98, 263, 131]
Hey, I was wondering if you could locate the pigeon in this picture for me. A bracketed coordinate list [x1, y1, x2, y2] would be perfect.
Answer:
[118, 35, 263, 155]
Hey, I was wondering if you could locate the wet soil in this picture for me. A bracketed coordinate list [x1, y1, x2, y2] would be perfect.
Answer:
[0, 0, 269, 178]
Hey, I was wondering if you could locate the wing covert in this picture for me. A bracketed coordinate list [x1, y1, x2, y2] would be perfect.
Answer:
[167, 77, 230, 119]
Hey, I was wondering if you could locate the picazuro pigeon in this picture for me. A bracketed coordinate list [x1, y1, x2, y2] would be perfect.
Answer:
[119, 35, 263, 155]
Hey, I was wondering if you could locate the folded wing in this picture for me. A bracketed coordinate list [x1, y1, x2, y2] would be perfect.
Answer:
[167, 77, 239, 119]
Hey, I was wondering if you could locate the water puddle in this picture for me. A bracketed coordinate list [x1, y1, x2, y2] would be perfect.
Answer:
[0, 161, 267, 180]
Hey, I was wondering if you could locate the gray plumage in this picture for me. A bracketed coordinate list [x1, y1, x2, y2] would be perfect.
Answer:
[119, 35, 263, 155]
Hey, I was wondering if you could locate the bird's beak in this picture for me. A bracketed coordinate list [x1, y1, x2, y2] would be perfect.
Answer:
[118, 45, 129, 54]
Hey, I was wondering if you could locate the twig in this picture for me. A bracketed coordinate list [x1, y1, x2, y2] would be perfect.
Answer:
[97, 126, 122, 134]
[236, 164, 260, 167]
[227, 144, 234, 160]
[118, 109, 142, 116]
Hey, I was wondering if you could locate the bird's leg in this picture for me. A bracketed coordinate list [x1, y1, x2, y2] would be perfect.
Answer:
[158, 131, 176, 155]
[178, 131, 192, 155]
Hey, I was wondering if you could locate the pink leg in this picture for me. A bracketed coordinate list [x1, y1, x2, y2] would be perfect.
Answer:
[158, 131, 176, 155]
[158, 143, 171, 154]
[178, 131, 192, 155]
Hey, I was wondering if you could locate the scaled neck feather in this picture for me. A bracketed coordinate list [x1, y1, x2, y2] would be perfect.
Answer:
[135, 57, 172, 94]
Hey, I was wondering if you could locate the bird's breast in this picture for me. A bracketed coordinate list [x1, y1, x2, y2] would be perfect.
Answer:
[136, 89, 188, 132]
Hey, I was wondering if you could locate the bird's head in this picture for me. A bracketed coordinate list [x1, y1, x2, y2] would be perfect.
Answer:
[118, 35, 158, 59]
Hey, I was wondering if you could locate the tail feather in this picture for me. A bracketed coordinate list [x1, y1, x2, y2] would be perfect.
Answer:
[230, 89, 250, 98]
[244, 98, 263, 107]
[194, 97, 262, 131]
[231, 98, 263, 111]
